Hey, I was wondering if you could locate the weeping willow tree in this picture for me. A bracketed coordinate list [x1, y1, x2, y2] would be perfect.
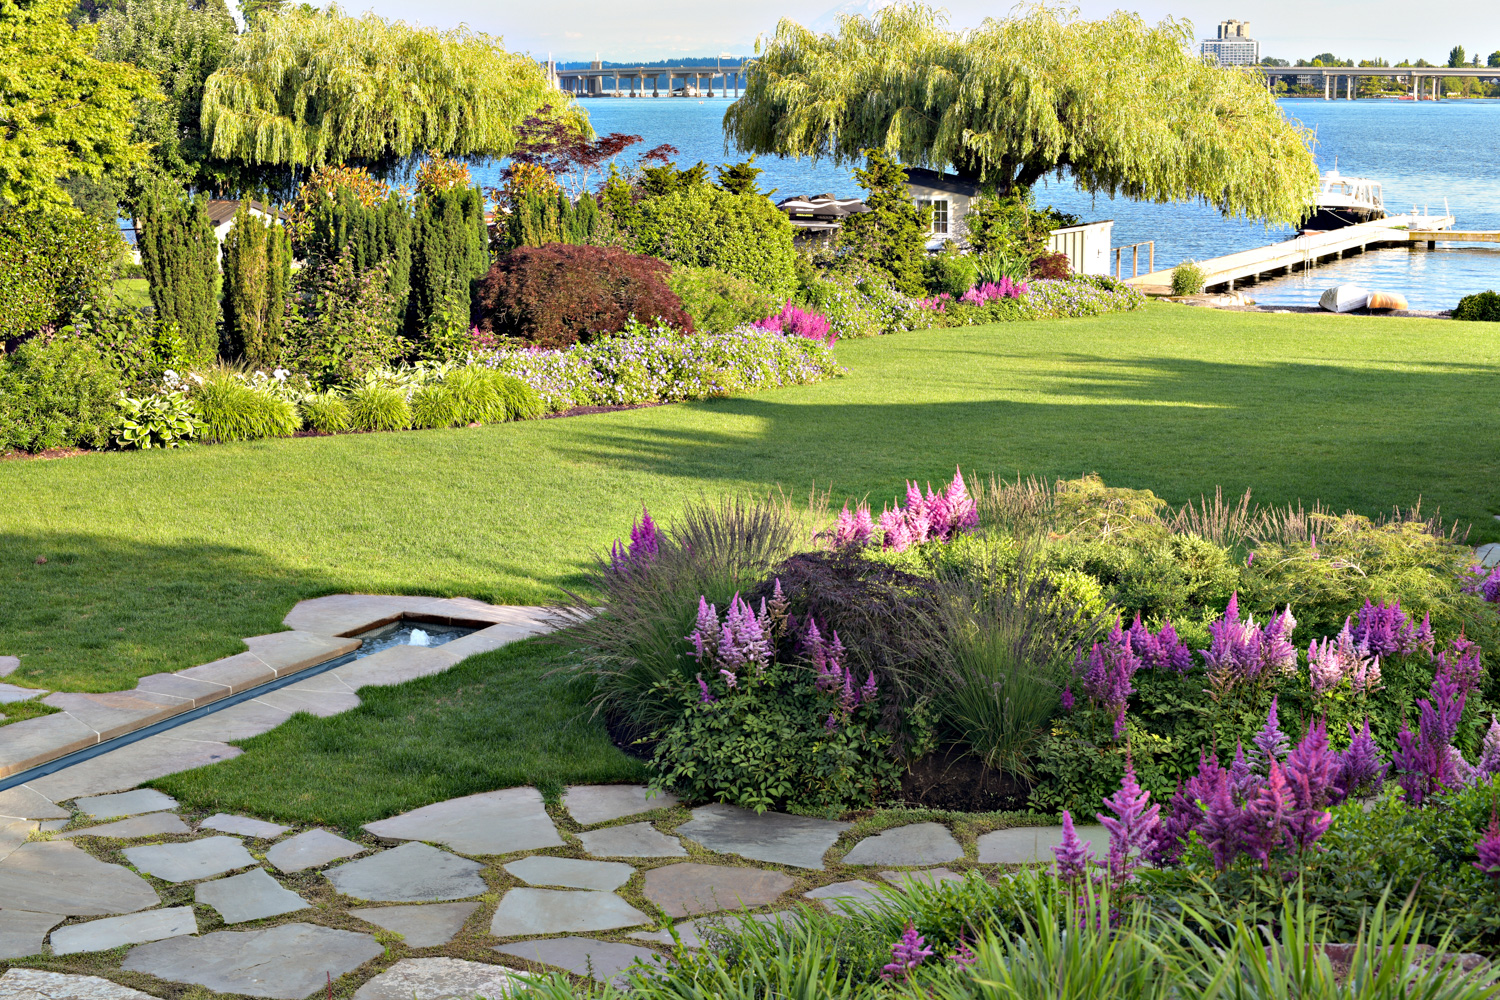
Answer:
[199, 8, 580, 178]
[726, 4, 1319, 224]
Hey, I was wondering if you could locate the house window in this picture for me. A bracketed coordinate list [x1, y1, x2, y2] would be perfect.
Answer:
[917, 198, 949, 235]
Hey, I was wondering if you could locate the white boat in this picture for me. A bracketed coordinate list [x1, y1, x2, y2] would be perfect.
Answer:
[1307, 167, 1385, 230]
[1319, 284, 1370, 313]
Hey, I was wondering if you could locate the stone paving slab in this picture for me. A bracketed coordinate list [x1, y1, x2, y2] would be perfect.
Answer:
[195, 869, 310, 924]
[326, 842, 488, 902]
[39, 692, 184, 742]
[0, 841, 160, 916]
[503, 856, 634, 891]
[133, 672, 231, 709]
[678, 804, 849, 870]
[50, 906, 197, 956]
[426, 623, 548, 662]
[0, 683, 44, 703]
[0, 968, 158, 1000]
[242, 631, 360, 674]
[167, 701, 290, 743]
[0, 714, 101, 778]
[364, 787, 562, 856]
[59, 813, 190, 840]
[281, 595, 416, 635]
[493, 937, 662, 987]
[488, 888, 648, 937]
[0, 656, 18, 677]
[347, 902, 479, 948]
[0, 785, 68, 821]
[562, 785, 679, 826]
[879, 868, 965, 889]
[1477, 542, 1500, 568]
[122, 922, 382, 1000]
[842, 823, 965, 866]
[352, 957, 534, 1000]
[75, 789, 178, 819]
[199, 813, 289, 839]
[265, 828, 367, 872]
[976, 824, 1108, 864]
[1, 819, 37, 863]
[330, 646, 463, 692]
[577, 821, 686, 859]
[628, 911, 803, 950]
[642, 863, 794, 918]
[0, 910, 65, 960]
[252, 675, 361, 718]
[28, 734, 241, 801]
[804, 879, 884, 914]
[176, 653, 278, 696]
[38, 820, 69, 832]
[123, 836, 256, 883]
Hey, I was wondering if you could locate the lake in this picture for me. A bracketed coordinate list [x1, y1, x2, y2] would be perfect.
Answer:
[472, 97, 1500, 311]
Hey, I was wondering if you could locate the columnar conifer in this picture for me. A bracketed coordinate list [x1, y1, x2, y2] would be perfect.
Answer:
[137, 180, 220, 365]
[221, 204, 291, 365]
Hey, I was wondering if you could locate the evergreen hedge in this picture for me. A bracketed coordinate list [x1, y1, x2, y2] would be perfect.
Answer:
[137, 182, 220, 365]
[221, 205, 292, 365]
[0, 209, 124, 337]
[627, 185, 799, 299]
[409, 184, 488, 341]
[300, 188, 413, 326]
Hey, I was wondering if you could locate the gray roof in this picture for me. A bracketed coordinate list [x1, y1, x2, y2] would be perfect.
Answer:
[903, 168, 981, 197]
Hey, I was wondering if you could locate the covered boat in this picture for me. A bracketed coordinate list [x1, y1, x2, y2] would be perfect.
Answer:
[1306, 169, 1385, 231]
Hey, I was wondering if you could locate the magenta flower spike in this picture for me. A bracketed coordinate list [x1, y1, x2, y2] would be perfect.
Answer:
[1250, 697, 1291, 772]
[1416, 611, 1435, 657]
[881, 922, 935, 981]
[1053, 809, 1093, 881]
[1392, 724, 1427, 805]
[630, 507, 659, 561]
[950, 939, 977, 969]
[1229, 742, 1257, 800]
[1061, 684, 1075, 711]
[1097, 759, 1162, 882]
[1282, 720, 1336, 850]
[1480, 715, 1500, 774]
[1435, 632, 1483, 698]
[1474, 811, 1500, 878]
[858, 671, 878, 706]
[1333, 719, 1387, 803]
[696, 675, 715, 703]
[1199, 771, 1243, 871]
[1239, 761, 1292, 870]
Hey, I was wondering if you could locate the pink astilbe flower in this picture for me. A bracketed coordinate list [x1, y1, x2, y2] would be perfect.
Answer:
[1052, 809, 1094, 882]
[1249, 697, 1292, 773]
[608, 507, 659, 573]
[1229, 742, 1258, 801]
[950, 939, 977, 969]
[1307, 618, 1381, 696]
[719, 668, 738, 688]
[1281, 721, 1336, 851]
[1239, 761, 1293, 870]
[1474, 811, 1500, 878]
[1097, 759, 1162, 883]
[1415, 611, 1435, 657]
[877, 469, 978, 549]
[1076, 625, 1140, 739]
[829, 503, 875, 547]
[687, 594, 772, 675]
[753, 302, 835, 346]
[1434, 632, 1484, 698]
[881, 923, 935, 981]
[1479, 716, 1500, 774]
[1352, 599, 1418, 659]
[1331, 719, 1387, 803]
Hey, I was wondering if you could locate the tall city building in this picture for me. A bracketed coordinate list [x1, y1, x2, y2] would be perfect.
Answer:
[1201, 19, 1260, 66]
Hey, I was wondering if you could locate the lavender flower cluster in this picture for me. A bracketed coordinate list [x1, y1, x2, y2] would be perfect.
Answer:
[479, 323, 842, 411]
[803, 618, 877, 729]
[608, 507, 658, 574]
[1064, 617, 1190, 738]
[689, 591, 778, 693]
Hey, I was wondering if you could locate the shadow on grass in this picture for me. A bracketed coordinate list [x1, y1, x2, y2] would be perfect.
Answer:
[150, 638, 647, 830]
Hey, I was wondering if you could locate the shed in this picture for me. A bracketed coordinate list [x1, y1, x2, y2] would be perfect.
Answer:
[903, 167, 980, 244]
[1046, 221, 1115, 276]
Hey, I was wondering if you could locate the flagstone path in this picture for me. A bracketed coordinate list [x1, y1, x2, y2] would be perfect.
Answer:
[0, 594, 1099, 1000]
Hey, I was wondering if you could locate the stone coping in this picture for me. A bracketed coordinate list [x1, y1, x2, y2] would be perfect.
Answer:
[0, 596, 554, 782]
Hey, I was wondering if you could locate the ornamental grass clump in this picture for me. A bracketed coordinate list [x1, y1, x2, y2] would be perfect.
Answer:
[346, 382, 411, 431]
[299, 390, 351, 433]
[191, 371, 301, 443]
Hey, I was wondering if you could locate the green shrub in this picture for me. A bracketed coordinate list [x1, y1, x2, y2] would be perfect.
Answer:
[65, 303, 188, 390]
[297, 185, 413, 326]
[496, 190, 609, 253]
[299, 391, 351, 433]
[114, 389, 198, 449]
[221, 205, 292, 366]
[666, 266, 781, 333]
[975, 252, 1029, 285]
[136, 181, 221, 366]
[409, 381, 462, 429]
[1453, 290, 1500, 322]
[284, 248, 405, 386]
[839, 149, 929, 295]
[1171, 260, 1206, 295]
[627, 185, 798, 298]
[409, 181, 489, 342]
[0, 338, 122, 451]
[964, 188, 1079, 264]
[347, 382, 411, 431]
[0, 208, 125, 336]
[190, 373, 301, 443]
[924, 247, 979, 297]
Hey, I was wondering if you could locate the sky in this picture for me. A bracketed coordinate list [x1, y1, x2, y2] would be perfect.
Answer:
[345, 0, 1500, 65]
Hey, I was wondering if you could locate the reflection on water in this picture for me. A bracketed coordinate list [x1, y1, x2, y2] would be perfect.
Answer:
[1240, 246, 1500, 311]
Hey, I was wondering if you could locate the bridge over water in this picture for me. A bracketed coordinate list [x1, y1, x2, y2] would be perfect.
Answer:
[1255, 65, 1500, 99]
[549, 61, 745, 98]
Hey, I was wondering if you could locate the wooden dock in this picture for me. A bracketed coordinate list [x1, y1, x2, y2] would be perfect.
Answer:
[1126, 215, 1463, 295]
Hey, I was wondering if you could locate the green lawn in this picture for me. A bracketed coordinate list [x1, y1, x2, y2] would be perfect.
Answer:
[108, 277, 151, 310]
[152, 639, 648, 829]
[4, 304, 1498, 692]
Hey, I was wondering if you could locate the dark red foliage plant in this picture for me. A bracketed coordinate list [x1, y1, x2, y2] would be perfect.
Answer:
[1030, 251, 1072, 281]
[476, 244, 694, 348]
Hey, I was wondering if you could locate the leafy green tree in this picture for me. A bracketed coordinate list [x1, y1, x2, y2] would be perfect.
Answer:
[726, 5, 1319, 225]
[93, 0, 237, 188]
[837, 149, 928, 295]
[0, 0, 159, 212]
[201, 8, 569, 181]
[626, 183, 798, 297]
[640, 160, 709, 197]
[221, 204, 290, 365]
[1489, 51, 1500, 69]
[715, 158, 765, 196]
[0, 206, 124, 334]
[136, 179, 219, 364]
[1448, 45, 1465, 68]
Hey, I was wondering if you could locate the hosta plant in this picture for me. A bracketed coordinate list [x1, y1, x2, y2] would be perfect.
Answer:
[114, 389, 198, 449]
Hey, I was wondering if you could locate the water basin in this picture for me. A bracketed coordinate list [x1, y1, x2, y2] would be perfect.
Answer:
[350, 619, 477, 657]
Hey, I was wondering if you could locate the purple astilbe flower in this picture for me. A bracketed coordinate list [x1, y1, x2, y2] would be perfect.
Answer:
[1308, 618, 1381, 696]
[1447, 745, 1482, 789]
[1229, 742, 1258, 801]
[881, 923, 935, 981]
[1239, 761, 1293, 870]
[1474, 812, 1500, 878]
[1147, 752, 1225, 867]
[1261, 606, 1299, 676]
[825, 712, 837, 730]
[1332, 719, 1387, 803]
[803, 619, 844, 693]
[1480, 716, 1500, 774]
[719, 668, 738, 688]
[1420, 674, 1466, 754]
[609, 507, 659, 573]
[1416, 611, 1435, 657]
[1061, 684, 1075, 711]
[1250, 697, 1292, 773]
[950, 939, 977, 969]
[1434, 632, 1484, 698]
[858, 670, 878, 706]
[1392, 724, 1428, 806]
[1282, 721, 1336, 851]
[1353, 600, 1418, 659]
[829, 503, 874, 547]
[696, 675, 715, 703]
[715, 594, 773, 672]
[1053, 809, 1094, 882]
[1471, 565, 1500, 604]
[1126, 614, 1194, 673]
[1077, 625, 1140, 739]
[1199, 770, 1244, 871]
[1097, 759, 1162, 883]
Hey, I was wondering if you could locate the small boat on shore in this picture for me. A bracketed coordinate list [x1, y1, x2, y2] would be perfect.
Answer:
[1319, 284, 1370, 313]
[1306, 168, 1386, 230]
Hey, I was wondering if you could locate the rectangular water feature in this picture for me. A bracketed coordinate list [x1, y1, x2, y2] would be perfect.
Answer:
[349, 619, 478, 658]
